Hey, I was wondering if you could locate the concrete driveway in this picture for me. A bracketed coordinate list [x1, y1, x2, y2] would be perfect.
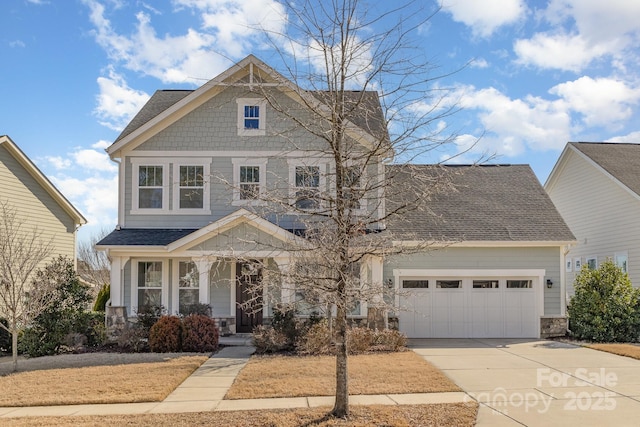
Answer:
[409, 339, 640, 426]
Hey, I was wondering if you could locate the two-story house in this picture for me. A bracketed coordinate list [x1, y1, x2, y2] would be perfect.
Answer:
[546, 142, 640, 294]
[0, 135, 86, 267]
[97, 55, 575, 338]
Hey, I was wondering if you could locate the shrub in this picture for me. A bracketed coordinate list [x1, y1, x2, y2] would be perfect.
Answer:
[0, 319, 10, 353]
[136, 305, 165, 333]
[149, 316, 183, 352]
[117, 325, 149, 352]
[568, 259, 640, 342]
[182, 314, 219, 352]
[371, 328, 407, 352]
[93, 284, 110, 312]
[296, 320, 333, 355]
[347, 327, 373, 354]
[180, 303, 212, 317]
[20, 256, 94, 357]
[252, 325, 290, 354]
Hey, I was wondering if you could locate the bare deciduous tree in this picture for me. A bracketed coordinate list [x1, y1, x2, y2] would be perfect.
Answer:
[0, 201, 58, 371]
[224, 0, 481, 418]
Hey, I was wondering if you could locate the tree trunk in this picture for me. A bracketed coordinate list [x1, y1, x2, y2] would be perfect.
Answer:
[11, 329, 18, 372]
[331, 304, 349, 417]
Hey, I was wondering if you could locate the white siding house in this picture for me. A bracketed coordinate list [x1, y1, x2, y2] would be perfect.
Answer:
[97, 55, 575, 338]
[546, 142, 640, 294]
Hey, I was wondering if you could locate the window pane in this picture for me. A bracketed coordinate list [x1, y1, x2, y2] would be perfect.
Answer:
[473, 280, 499, 289]
[295, 166, 320, 187]
[138, 289, 162, 310]
[436, 280, 461, 288]
[179, 261, 199, 288]
[139, 188, 163, 209]
[180, 166, 203, 186]
[402, 280, 429, 288]
[139, 166, 162, 186]
[180, 189, 203, 209]
[506, 280, 532, 289]
[295, 189, 320, 209]
[179, 289, 200, 314]
[240, 166, 260, 183]
[138, 262, 162, 287]
[240, 183, 259, 200]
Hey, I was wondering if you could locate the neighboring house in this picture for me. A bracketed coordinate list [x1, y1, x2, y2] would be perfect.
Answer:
[545, 142, 640, 294]
[0, 135, 87, 266]
[97, 55, 575, 338]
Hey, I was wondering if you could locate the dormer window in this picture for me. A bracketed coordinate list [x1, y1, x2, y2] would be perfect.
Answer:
[237, 98, 266, 136]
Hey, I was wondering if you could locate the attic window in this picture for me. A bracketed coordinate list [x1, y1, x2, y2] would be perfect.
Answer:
[237, 98, 266, 136]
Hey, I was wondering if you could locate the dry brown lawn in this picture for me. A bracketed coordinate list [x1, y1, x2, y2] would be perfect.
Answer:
[587, 343, 640, 360]
[226, 351, 460, 399]
[2, 403, 478, 426]
[0, 355, 208, 407]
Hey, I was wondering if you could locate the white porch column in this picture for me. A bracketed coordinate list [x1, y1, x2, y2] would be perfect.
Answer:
[367, 255, 387, 329]
[109, 256, 128, 306]
[273, 257, 294, 305]
[195, 257, 215, 306]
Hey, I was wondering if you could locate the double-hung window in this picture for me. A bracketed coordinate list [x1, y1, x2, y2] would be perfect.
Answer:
[138, 165, 164, 209]
[178, 261, 200, 315]
[232, 159, 267, 205]
[295, 165, 321, 210]
[137, 261, 163, 311]
[178, 165, 204, 209]
[237, 98, 266, 136]
[343, 165, 363, 211]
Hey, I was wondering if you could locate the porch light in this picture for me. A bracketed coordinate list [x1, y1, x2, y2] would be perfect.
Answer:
[546, 279, 553, 288]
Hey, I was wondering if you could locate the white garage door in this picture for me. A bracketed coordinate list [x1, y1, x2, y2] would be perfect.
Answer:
[397, 271, 541, 338]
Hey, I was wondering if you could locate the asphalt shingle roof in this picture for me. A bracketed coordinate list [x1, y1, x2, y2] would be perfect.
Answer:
[97, 228, 199, 246]
[570, 142, 640, 196]
[385, 164, 576, 242]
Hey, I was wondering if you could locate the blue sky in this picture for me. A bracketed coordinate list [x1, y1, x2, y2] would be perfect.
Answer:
[2, 0, 640, 243]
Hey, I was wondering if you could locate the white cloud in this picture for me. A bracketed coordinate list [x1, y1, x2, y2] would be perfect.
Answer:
[84, 0, 286, 84]
[9, 40, 26, 48]
[95, 68, 149, 131]
[442, 0, 527, 38]
[606, 131, 640, 143]
[470, 58, 489, 69]
[550, 76, 640, 128]
[514, 33, 613, 72]
[46, 156, 71, 170]
[72, 148, 118, 173]
[514, 0, 640, 72]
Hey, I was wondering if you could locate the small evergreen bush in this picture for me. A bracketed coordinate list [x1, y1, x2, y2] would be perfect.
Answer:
[93, 284, 110, 312]
[568, 259, 640, 342]
[149, 316, 183, 352]
[182, 314, 219, 352]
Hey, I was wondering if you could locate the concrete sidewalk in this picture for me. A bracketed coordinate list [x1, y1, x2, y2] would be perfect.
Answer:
[0, 341, 468, 419]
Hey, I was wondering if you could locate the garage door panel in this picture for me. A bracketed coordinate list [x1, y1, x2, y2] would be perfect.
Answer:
[399, 274, 539, 339]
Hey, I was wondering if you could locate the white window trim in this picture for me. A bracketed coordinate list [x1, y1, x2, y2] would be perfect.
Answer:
[131, 259, 169, 314]
[172, 259, 200, 316]
[131, 158, 170, 215]
[231, 158, 268, 206]
[236, 98, 266, 136]
[172, 159, 211, 215]
[574, 258, 582, 271]
[288, 159, 328, 212]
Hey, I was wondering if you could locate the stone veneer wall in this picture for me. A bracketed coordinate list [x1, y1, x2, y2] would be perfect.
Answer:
[540, 316, 568, 338]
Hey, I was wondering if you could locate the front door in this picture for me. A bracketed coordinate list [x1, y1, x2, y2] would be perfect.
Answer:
[235, 261, 263, 333]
